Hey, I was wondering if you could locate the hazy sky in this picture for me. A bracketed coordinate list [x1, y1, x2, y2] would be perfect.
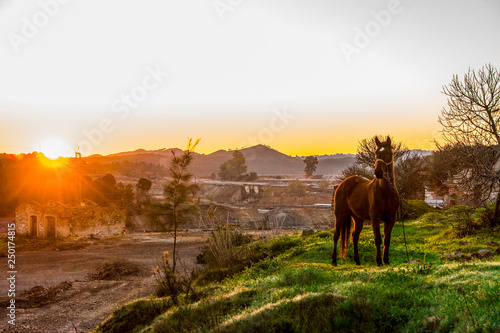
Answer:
[0, 0, 499, 157]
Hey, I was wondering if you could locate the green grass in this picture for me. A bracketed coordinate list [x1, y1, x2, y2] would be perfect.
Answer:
[94, 210, 500, 333]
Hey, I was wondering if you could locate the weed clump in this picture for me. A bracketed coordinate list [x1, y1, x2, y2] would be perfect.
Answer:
[421, 205, 495, 237]
[94, 297, 172, 333]
[400, 200, 436, 220]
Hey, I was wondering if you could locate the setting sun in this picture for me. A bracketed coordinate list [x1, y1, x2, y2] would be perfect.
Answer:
[41, 139, 71, 160]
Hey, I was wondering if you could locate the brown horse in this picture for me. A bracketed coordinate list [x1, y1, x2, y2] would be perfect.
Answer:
[331, 136, 400, 267]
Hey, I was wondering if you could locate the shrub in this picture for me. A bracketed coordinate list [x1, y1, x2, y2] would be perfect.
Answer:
[94, 297, 171, 333]
[314, 230, 332, 239]
[266, 236, 303, 257]
[400, 200, 436, 220]
[153, 251, 195, 304]
[422, 205, 494, 237]
[288, 179, 307, 196]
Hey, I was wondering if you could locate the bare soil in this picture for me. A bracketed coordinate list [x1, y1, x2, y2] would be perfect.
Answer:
[0, 232, 209, 333]
[0, 229, 297, 332]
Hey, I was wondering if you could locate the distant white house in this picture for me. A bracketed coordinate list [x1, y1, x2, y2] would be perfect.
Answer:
[424, 188, 444, 208]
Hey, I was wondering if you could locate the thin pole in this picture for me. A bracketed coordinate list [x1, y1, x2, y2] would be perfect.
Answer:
[399, 206, 410, 263]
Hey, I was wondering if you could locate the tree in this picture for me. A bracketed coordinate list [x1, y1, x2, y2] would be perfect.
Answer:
[162, 138, 200, 273]
[303, 156, 319, 177]
[438, 63, 500, 224]
[336, 164, 373, 182]
[439, 63, 500, 146]
[337, 135, 427, 201]
[116, 182, 134, 208]
[431, 142, 499, 209]
[136, 177, 152, 202]
[354, 136, 409, 168]
[218, 150, 248, 181]
[137, 177, 152, 193]
[90, 174, 118, 206]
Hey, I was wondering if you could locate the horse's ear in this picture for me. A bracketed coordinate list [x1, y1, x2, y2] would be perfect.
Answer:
[386, 136, 391, 146]
[375, 136, 381, 147]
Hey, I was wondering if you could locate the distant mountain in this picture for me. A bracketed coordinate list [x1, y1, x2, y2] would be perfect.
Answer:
[191, 145, 356, 176]
[84, 148, 186, 166]
[82, 146, 433, 178]
[84, 145, 355, 177]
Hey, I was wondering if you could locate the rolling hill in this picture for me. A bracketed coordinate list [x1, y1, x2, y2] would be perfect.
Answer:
[84, 145, 356, 177]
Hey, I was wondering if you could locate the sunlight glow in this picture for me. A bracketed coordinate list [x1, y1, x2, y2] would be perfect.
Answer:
[41, 139, 71, 160]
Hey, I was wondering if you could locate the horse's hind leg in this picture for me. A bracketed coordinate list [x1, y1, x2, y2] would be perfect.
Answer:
[332, 213, 348, 266]
[331, 225, 340, 266]
[352, 216, 364, 265]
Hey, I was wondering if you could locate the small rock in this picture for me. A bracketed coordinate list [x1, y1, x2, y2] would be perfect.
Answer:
[471, 252, 481, 259]
[444, 253, 460, 260]
[408, 260, 423, 265]
[495, 247, 500, 256]
[301, 229, 314, 237]
[478, 249, 493, 258]
[458, 241, 469, 246]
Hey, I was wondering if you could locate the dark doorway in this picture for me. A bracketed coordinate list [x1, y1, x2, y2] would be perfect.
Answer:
[30, 215, 38, 237]
[46, 216, 56, 238]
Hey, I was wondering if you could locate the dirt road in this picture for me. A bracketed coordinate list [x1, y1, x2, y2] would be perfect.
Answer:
[0, 232, 208, 333]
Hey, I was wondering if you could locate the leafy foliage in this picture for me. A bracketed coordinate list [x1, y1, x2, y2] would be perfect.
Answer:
[218, 150, 248, 181]
[287, 179, 307, 197]
[303, 156, 319, 177]
[400, 200, 436, 220]
[421, 204, 496, 237]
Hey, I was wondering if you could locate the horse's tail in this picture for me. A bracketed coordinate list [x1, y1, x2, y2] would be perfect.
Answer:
[339, 216, 352, 261]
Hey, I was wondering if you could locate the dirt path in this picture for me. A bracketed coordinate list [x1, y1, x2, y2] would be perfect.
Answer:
[0, 232, 208, 333]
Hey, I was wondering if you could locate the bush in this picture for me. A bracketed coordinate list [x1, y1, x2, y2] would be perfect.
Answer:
[422, 205, 494, 237]
[288, 179, 307, 196]
[266, 236, 303, 257]
[94, 297, 171, 333]
[314, 230, 332, 239]
[153, 251, 195, 304]
[400, 200, 436, 220]
[197, 225, 253, 268]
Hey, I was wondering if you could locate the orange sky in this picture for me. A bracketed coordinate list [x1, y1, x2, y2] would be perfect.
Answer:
[0, 1, 498, 157]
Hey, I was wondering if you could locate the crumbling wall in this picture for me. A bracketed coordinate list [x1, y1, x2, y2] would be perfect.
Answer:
[16, 201, 126, 238]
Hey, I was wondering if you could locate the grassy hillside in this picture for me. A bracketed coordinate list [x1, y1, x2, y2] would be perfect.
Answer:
[94, 207, 500, 333]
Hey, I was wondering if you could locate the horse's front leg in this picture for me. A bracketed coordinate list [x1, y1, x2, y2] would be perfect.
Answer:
[371, 217, 383, 267]
[383, 216, 396, 265]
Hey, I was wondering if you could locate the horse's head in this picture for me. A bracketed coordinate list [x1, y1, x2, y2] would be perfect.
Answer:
[374, 136, 393, 179]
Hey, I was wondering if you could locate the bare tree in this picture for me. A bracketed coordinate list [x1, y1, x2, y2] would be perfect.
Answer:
[438, 63, 500, 224]
[439, 63, 500, 146]
[355, 135, 410, 168]
[432, 142, 500, 212]
[337, 135, 426, 201]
